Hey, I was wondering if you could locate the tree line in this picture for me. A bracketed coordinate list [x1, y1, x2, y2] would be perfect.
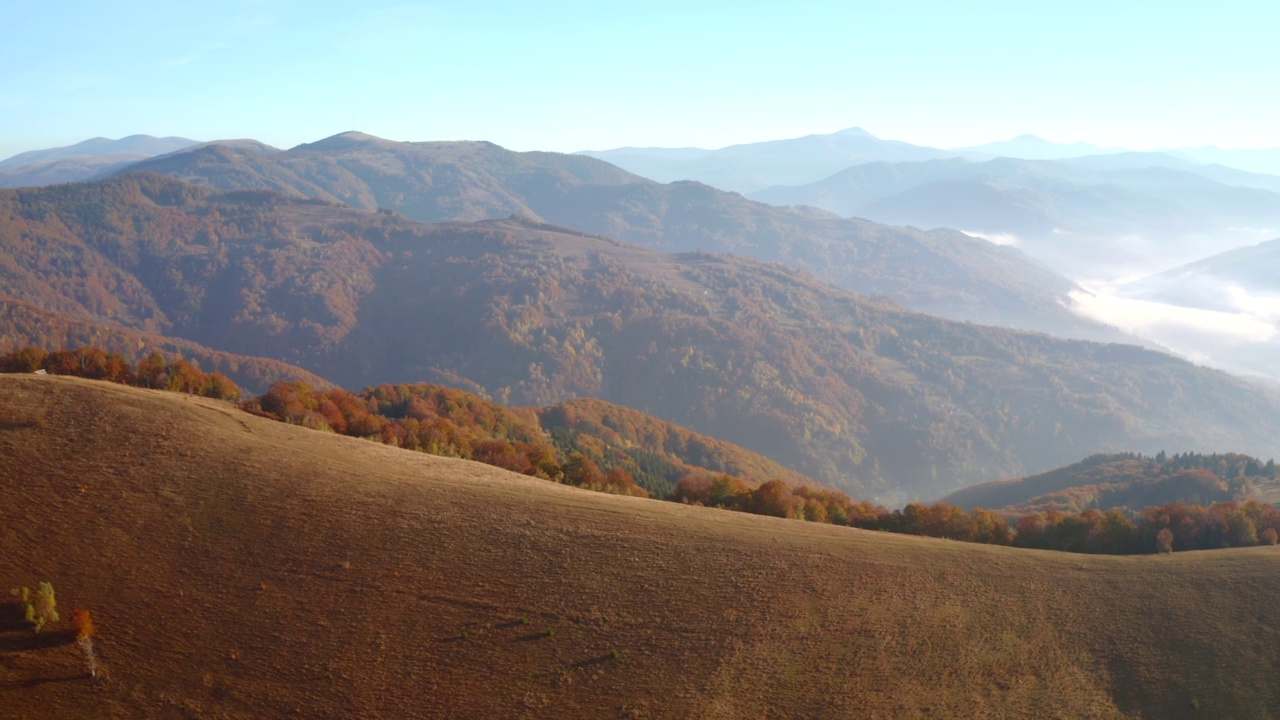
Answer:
[7, 345, 1279, 555]
[0, 346, 240, 400]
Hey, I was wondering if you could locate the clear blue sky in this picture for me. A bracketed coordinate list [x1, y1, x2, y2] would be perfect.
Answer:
[4, 0, 1278, 158]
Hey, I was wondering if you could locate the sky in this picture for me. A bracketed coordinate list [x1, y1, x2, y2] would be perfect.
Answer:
[4, 0, 1280, 160]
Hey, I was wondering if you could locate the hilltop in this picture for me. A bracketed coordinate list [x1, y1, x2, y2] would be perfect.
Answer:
[2, 375, 1279, 718]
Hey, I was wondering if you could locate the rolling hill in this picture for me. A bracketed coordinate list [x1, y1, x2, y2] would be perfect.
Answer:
[2, 375, 1280, 718]
[113, 132, 1120, 341]
[2, 174, 1279, 500]
[942, 452, 1278, 514]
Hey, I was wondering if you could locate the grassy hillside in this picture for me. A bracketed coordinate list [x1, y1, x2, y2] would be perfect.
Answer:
[2, 375, 1280, 719]
[117, 133, 1121, 340]
[2, 174, 1278, 500]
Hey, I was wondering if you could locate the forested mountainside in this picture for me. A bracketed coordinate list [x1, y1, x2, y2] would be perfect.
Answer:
[115, 132, 1126, 342]
[0, 296, 328, 393]
[2, 174, 1277, 499]
[944, 452, 1280, 513]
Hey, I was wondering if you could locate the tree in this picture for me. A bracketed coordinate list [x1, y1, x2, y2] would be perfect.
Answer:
[32, 582, 59, 631]
[1156, 528, 1175, 554]
[70, 609, 98, 678]
[1262, 527, 1279, 546]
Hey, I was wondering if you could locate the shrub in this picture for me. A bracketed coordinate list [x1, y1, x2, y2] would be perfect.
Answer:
[1156, 528, 1175, 554]
[32, 582, 59, 631]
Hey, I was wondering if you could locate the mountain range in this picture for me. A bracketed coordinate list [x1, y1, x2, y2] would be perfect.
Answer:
[750, 154, 1280, 279]
[580, 126, 953, 193]
[581, 127, 1280, 190]
[3, 172, 1280, 502]
[104, 131, 1124, 343]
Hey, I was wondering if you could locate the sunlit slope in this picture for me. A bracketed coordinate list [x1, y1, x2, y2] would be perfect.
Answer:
[1, 375, 1278, 719]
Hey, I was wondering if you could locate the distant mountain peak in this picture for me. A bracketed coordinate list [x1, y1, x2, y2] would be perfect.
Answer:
[291, 131, 397, 152]
[835, 127, 874, 137]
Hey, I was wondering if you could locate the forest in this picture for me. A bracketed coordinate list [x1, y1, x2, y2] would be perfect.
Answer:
[8, 344, 1278, 556]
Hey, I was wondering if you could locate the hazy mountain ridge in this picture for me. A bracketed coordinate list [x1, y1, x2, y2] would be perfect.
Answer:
[112, 131, 1126, 343]
[579, 126, 954, 193]
[3, 174, 1279, 500]
[751, 154, 1280, 279]
[0, 134, 201, 189]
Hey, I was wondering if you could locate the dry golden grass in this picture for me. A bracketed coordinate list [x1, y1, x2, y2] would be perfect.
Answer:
[1, 375, 1279, 719]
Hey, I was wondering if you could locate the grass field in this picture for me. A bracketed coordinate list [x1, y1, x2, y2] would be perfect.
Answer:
[1, 375, 1278, 718]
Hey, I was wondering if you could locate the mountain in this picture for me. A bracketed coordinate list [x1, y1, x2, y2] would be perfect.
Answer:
[4, 174, 1280, 501]
[750, 155, 1280, 279]
[113, 131, 1121, 342]
[578, 126, 954, 193]
[5, 375, 1280, 719]
[953, 134, 1127, 161]
[942, 452, 1278, 513]
[0, 135, 201, 188]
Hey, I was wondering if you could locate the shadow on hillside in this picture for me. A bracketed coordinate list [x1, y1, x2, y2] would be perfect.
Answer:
[572, 654, 616, 668]
[0, 628, 76, 653]
[0, 603, 29, 632]
[0, 674, 85, 689]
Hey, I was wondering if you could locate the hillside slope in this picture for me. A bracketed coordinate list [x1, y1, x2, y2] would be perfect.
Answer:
[2, 375, 1279, 719]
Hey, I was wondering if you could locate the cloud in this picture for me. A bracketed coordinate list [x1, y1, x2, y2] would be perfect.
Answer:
[1068, 283, 1280, 362]
[961, 230, 1021, 247]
